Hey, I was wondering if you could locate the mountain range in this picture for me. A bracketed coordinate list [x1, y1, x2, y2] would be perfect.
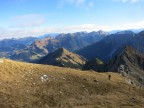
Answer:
[0, 29, 144, 86]
[9, 31, 108, 62]
[0, 37, 38, 58]
[0, 29, 144, 107]
[78, 30, 144, 62]
[1, 30, 144, 63]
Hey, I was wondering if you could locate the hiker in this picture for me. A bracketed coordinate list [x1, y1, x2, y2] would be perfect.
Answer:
[108, 75, 111, 80]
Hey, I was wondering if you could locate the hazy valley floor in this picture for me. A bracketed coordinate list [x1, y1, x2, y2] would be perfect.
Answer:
[0, 59, 144, 108]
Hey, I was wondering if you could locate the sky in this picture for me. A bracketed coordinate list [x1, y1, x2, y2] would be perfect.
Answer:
[0, 0, 144, 38]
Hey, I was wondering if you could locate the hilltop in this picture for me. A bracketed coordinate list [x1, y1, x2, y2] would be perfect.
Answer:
[0, 59, 144, 108]
[38, 47, 86, 69]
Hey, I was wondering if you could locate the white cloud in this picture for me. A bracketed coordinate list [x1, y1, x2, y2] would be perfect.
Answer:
[1, 21, 144, 39]
[10, 14, 47, 28]
[114, 0, 143, 3]
[112, 21, 144, 30]
[59, 0, 94, 9]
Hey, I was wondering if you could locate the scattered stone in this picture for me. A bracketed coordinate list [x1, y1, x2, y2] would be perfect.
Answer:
[26, 90, 29, 93]
[4, 97, 7, 100]
[94, 79, 98, 82]
[41, 74, 49, 82]
[0, 59, 3, 63]
[94, 79, 99, 84]
[63, 77, 66, 80]
[83, 78, 87, 81]
[60, 91, 63, 94]
[45, 104, 49, 107]
[125, 79, 134, 85]
[32, 83, 35, 85]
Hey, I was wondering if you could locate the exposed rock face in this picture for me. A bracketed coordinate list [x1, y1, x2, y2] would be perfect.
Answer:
[38, 48, 86, 69]
[106, 46, 144, 85]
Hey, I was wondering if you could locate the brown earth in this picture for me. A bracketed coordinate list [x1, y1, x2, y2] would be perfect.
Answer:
[0, 59, 144, 108]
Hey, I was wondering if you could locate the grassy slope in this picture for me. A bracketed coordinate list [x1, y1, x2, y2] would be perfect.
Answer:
[0, 59, 144, 108]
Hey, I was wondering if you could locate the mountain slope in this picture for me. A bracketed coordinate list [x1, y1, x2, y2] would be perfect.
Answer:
[38, 48, 86, 69]
[78, 30, 135, 62]
[78, 30, 144, 62]
[0, 37, 38, 58]
[0, 37, 37, 52]
[83, 58, 106, 72]
[106, 46, 144, 85]
[0, 59, 144, 108]
[9, 31, 108, 62]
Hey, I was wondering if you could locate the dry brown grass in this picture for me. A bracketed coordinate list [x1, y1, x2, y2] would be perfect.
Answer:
[0, 59, 144, 108]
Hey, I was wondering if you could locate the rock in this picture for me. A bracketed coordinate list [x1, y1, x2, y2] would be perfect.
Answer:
[0, 59, 3, 63]
[41, 74, 49, 82]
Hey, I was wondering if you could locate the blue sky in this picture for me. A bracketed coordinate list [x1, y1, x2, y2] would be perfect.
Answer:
[0, 0, 144, 38]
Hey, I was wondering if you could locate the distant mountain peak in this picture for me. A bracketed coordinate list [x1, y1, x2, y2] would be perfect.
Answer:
[139, 30, 144, 35]
[116, 30, 134, 35]
[97, 30, 107, 34]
